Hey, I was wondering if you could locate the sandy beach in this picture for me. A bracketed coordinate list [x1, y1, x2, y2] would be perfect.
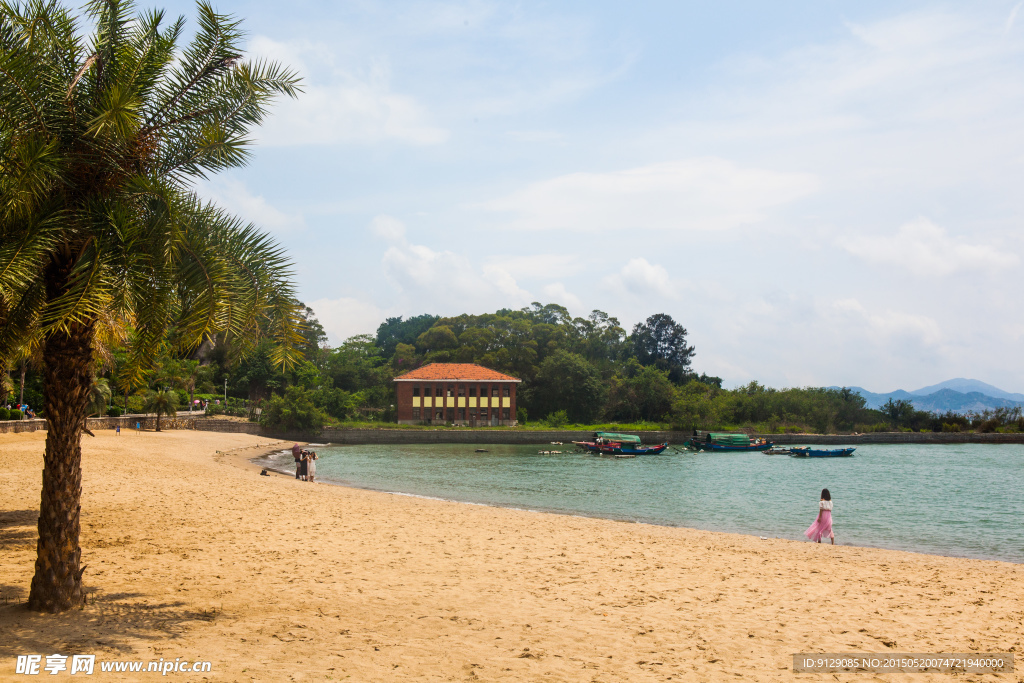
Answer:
[1, 430, 1021, 682]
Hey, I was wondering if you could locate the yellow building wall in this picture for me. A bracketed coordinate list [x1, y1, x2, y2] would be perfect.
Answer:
[457, 397, 466, 407]
[502, 397, 511, 408]
[412, 397, 420, 407]
[423, 397, 432, 408]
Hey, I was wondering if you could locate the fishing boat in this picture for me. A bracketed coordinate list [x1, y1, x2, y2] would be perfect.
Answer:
[575, 432, 641, 454]
[788, 447, 855, 458]
[764, 447, 792, 455]
[597, 442, 669, 456]
[685, 432, 773, 452]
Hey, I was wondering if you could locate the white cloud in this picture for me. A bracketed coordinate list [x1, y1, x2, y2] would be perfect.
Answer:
[198, 177, 304, 233]
[1008, 3, 1023, 33]
[839, 217, 1018, 276]
[484, 253, 583, 279]
[541, 282, 582, 311]
[308, 296, 385, 344]
[602, 257, 676, 299]
[372, 216, 533, 311]
[481, 158, 817, 232]
[370, 214, 407, 241]
[249, 36, 447, 147]
[830, 298, 941, 346]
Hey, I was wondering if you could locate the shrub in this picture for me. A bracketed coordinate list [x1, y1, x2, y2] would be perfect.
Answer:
[260, 386, 326, 433]
[941, 422, 961, 432]
[544, 410, 569, 428]
[205, 403, 226, 416]
[977, 418, 999, 433]
[517, 407, 528, 424]
[106, 406, 122, 417]
[0, 407, 9, 420]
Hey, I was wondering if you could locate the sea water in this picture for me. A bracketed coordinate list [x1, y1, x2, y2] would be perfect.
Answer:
[257, 443, 1024, 563]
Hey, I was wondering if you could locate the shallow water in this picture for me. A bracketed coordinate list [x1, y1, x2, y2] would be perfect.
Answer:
[257, 443, 1024, 563]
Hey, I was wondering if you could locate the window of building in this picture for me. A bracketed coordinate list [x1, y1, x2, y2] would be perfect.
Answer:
[435, 409, 443, 420]
[458, 384, 465, 397]
[436, 384, 443, 397]
[412, 408, 420, 419]
[457, 408, 465, 420]
[502, 385, 510, 397]
[413, 386, 420, 397]
[502, 408, 510, 420]
[468, 386, 476, 397]
[446, 408, 455, 421]
[447, 384, 454, 397]
[479, 408, 488, 419]
[422, 387, 431, 397]
[491, 385, 500, 397]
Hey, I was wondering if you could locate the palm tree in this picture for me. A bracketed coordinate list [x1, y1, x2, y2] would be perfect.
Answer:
[143, 387, 176, 431]
[0, 0, 303, 612]
[86, 376, 111, 416]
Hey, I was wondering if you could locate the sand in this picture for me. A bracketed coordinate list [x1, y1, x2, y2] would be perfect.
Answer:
[0, 430, 1021, 682]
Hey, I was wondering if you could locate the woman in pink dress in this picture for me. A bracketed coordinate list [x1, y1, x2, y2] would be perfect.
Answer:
[804, 488, 834, 544]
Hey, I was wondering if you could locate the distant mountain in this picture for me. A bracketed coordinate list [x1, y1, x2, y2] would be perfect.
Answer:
[909, 378, 1024, 402]
[831, 380, 1024, 413]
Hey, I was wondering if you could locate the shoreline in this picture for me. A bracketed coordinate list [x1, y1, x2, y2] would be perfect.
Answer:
[248, 447, 1024, 568]
[2, 430, 1022, 681]
[6, 417, 1024, 444]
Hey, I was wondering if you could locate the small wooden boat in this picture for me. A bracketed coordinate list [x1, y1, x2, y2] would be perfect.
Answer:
[684, 432, 773, 452]
[764, 447, 792, 455]
[788, 447, 855, 458]
[598, 442, 669, 456]
[577, 432, 646, 454]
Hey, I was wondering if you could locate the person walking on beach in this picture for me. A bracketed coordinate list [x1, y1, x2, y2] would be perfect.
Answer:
[805, 488, 834, 544]
[292, 443, 302, 479]
[299, 450, 309, 481]
[307, 451, 317, 483]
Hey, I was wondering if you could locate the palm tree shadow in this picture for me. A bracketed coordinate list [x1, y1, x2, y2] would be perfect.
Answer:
[0, 589, 223, 658]
[0, 509, 223, 658]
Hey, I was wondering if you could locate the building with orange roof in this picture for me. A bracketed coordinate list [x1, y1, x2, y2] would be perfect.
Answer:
[393, 363, 521, 426]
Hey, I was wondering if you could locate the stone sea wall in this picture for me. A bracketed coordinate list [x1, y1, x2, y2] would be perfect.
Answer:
[3, 417, 1023, 444]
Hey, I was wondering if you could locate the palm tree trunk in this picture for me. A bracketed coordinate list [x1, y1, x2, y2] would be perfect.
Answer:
[19, 357, 26, 404]
[28, 322, 94, 612]
[155, 411, 161, 431]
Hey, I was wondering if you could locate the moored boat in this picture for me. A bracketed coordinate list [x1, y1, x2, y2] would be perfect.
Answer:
[597, 442, 669, 456]
[685, 432, 773, 452]
[788, 447, 855, 458]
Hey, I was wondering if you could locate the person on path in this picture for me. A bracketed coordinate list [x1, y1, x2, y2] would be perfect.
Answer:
[116, 425, 120, 436]
[805, 488, 834, 544]
[307, 451, 317, 483]
[292, 443, 302, 479]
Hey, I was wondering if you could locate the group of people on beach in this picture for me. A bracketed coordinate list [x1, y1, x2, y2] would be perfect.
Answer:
[291, 443, 318, 482]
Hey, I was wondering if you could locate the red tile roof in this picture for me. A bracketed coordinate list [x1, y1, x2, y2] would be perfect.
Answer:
[393, 363, 521, 382]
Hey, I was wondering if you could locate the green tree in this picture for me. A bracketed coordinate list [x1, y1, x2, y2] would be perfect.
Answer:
[606, 361, 677, 422]
[86, 377, 111, 417]
[144, 388, 177, 431]
[0, 0, 302, 612]
[527, 350, 606, 424]
[629, 313, 695, 382]
[375, 314, 437, 358]
[261, 385, 326, 432]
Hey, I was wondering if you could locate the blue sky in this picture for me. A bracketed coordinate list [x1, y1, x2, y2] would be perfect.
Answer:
[157, 0, 1023, 392]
